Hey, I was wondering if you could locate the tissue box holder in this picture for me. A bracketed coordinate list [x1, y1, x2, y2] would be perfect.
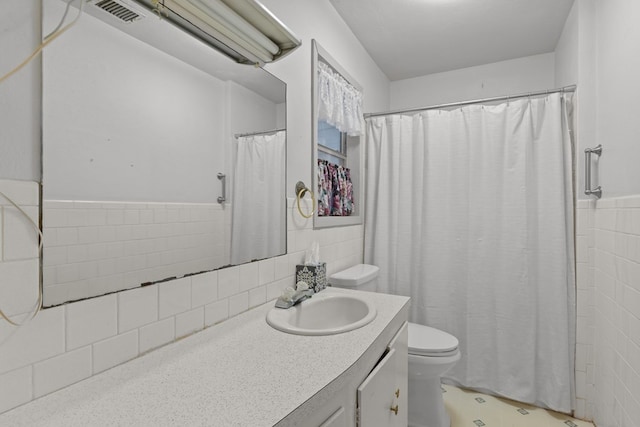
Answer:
[296, 262, 327, 293]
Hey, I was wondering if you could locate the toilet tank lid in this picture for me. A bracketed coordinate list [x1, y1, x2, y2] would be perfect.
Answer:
[329, 264, 379, 287]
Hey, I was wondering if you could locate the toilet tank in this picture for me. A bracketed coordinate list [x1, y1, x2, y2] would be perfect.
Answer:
[329, 264, 379, 292]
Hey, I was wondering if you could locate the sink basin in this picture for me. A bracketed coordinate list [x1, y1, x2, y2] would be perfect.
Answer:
[266, 291, 377, 335]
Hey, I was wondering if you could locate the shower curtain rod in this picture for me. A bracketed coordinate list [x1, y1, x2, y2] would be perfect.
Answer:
[234, 128, 285, 138]
[363, 85, 577, 118]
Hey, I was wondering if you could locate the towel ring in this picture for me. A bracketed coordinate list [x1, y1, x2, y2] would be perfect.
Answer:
[295, 181, 315, 219]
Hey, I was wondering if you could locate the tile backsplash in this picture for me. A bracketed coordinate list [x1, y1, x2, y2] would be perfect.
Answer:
[0, 182, 363, 414]
[42, 200, 227, 306]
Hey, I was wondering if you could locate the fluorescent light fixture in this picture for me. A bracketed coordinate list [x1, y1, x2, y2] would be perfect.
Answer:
[132, 0, 301, 65]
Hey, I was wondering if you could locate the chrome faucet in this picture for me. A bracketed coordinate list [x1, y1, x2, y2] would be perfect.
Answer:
[274, 288, 314, 309]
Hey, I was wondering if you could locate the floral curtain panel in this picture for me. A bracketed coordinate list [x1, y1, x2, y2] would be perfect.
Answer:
[317, 61, 363, 136]
[317, 160, 354, 216]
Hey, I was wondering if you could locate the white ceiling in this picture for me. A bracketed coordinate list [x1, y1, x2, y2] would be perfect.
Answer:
[330, 0, 575, 81]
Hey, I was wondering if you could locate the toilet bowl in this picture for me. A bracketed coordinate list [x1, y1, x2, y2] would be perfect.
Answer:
[408, 322, 460, 427]
[329, 264, 460, 427]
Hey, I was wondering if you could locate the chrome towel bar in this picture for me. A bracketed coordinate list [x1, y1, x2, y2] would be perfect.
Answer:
[584, 145, 602, 198]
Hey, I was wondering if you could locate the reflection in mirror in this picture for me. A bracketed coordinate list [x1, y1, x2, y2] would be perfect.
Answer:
[42, 0, 286, 307]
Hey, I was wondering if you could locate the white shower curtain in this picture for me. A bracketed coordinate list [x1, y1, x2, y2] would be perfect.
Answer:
[231, 131, 285, 265]
[365, 93, 576, 412]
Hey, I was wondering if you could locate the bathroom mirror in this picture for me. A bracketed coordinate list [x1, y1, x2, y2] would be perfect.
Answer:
[41, 0, 286, 306]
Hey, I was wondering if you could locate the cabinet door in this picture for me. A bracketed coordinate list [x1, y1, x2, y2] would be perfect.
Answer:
[357, 348, 406, 426]
[320, 407, 347, 427]
[388, 321, 408, 416]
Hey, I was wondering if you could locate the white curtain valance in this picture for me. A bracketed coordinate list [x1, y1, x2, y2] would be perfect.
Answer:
[317, 61, 363, 136]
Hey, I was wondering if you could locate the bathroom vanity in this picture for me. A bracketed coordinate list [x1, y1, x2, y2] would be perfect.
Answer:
[0, 288, 409, 426]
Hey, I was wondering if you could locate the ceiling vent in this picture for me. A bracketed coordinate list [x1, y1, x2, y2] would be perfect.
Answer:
[92, 0, 145, 23]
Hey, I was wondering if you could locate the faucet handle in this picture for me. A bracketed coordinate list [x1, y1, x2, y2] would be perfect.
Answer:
[295, 281, 309, 291]
[274, 287, 313, 309]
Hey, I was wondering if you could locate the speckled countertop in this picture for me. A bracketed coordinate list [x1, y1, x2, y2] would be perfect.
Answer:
[0, 288, 409, 426]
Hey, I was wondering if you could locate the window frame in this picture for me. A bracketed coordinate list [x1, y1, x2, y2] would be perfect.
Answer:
[311, 40, 363, 228]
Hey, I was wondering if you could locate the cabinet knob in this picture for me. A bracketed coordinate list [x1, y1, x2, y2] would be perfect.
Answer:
[395, 388, 400, 398]
[390, 404, 399, 415]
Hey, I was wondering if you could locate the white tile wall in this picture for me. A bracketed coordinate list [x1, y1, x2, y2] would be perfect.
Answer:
[139, 318, 175, 354]
[191, 271, 218, 306]
[0, 367, 32, 414]
[42, 200, 226, 306]
[33, 346, 92, 398]
[0, 259, 39, 318]
[118, 285, 158, 333]
[218, 267, 240, 298]
[588, 197, 640, 427]
[4, 206, 39, 260]
[92, 330, 138, 374]
[204, 299, 229, 327]
[0, 306, 65, 373]
[229, 292, 249, 317]
[66, 294, 117, 351]
[0, 180, 40, 319]
[575, 200, 596, 420]
[0, 186, 364, 415]
[158, 277, 191, 319]
[175, 308, 204, 339]
[249, 286, 267, 308]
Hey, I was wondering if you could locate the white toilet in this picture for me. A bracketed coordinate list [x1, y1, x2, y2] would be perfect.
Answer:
[329, 264, 461, 427]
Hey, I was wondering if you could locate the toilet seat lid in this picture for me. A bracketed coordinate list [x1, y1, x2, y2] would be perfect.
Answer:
[408, 322, 459, 356]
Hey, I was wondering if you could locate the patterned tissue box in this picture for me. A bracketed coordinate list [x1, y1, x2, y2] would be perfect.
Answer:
[295, 262, 327, 293]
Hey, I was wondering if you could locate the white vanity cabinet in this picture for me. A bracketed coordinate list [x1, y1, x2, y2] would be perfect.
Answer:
[304, 321, 409, 427]
[319, 407, 348, 427]
[357, 322, 408, 427]
[0, 290, 410, 427]
[296, 322, 409, 427]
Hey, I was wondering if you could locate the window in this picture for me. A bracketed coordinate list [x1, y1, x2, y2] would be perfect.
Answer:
[318, 120, 346, 165]
[312, 40, 363, 228]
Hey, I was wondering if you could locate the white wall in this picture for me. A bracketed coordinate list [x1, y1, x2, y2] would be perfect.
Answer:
[0, 0, 387, 416]
[595, 0, 640, 198]
[555, 0, 597, 202]
[555, 1, 580, 89]
[390, 53, 556, 110]
[0, 0, 41, 181]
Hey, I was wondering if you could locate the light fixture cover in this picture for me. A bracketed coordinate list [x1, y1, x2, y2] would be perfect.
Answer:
[132, 0, 301, 65]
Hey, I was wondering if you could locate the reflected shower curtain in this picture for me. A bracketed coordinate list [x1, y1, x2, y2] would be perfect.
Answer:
[231, 131, 285, 265]
[364, 93, 575, 412]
